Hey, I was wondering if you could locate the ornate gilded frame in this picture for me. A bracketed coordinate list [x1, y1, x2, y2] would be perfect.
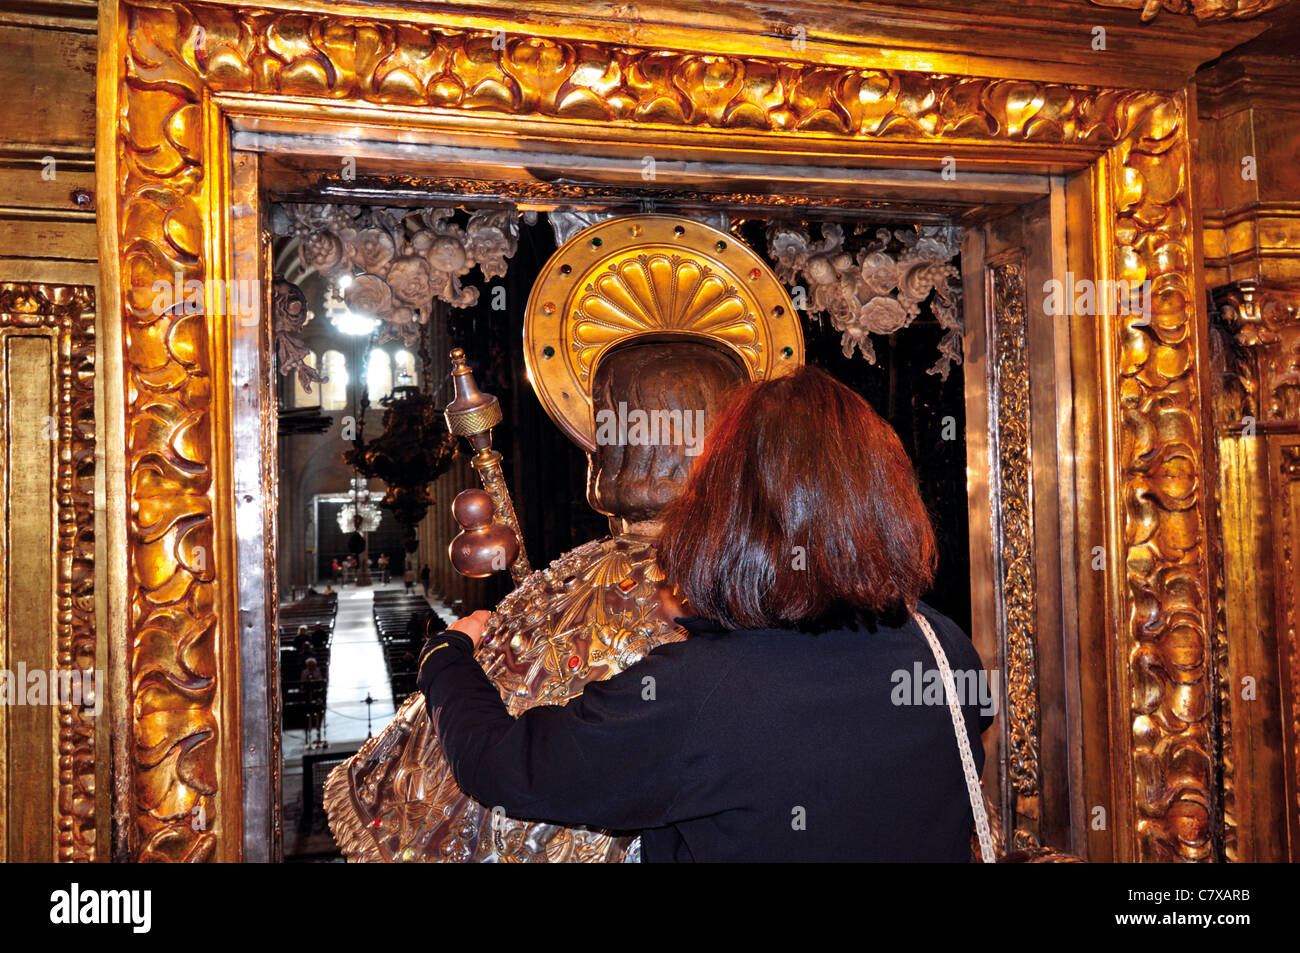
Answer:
[0, 283, 97, 862]
[98, 0, 1214, 861]
[988, 260, 1043, 851]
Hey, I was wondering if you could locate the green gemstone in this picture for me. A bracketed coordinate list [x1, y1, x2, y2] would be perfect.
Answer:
[543, 346, 555, 358]
[591, 237, 602, 247]
[782, 346, 794, 358]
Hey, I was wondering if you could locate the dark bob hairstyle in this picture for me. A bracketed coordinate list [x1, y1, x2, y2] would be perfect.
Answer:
[656, 364, 937, 630]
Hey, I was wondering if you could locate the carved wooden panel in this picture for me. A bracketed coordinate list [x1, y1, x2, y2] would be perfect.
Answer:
[989, 260, 1042, 849]
[1216, 282, 1300, 859]
[1279, 441, 1300, 859]
[0, 283, 96, 862]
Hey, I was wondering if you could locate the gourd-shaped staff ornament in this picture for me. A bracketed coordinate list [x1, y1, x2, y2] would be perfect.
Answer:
[443, 348, 532, 584]
[448, 489, 519, 580]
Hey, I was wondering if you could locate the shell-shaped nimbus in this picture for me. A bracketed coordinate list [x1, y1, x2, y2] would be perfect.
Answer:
[570, 254, 760, 380]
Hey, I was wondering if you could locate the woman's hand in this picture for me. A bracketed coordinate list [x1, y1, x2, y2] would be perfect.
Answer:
[447, 609, 494, 651]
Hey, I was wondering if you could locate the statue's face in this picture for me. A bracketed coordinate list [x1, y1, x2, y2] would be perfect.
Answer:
[586, 339, 747, 522]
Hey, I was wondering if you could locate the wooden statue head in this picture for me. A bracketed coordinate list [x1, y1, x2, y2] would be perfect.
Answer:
[586, 337, 747, 525]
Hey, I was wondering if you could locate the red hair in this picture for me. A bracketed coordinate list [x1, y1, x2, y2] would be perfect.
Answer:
[657, 364, 937, 630]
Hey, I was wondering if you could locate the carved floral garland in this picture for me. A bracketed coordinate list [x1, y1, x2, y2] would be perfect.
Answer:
[280, 203, 964, 379]
[270, 277, 319, 390]
[768, 223, 963, 378]
[278, 204, 524, 347]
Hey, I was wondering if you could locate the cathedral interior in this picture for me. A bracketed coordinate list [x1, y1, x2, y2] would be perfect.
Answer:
[1, 0, 1299, 875]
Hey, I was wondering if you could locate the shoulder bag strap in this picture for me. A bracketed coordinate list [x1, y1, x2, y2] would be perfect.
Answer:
[912, 610, 995, 863]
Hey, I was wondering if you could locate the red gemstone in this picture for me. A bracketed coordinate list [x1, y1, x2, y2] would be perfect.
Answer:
[568, 655, 581, 670]
[749, 268, 760, 279]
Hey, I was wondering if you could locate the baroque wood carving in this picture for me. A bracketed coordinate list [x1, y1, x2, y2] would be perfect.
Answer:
[127, 5, 1177, 144]
[278, 204, 523, 346]
[988, 262, 1041, 849]
[1219, 284, 1300, 426]
[1088, 0, 1287, 20]
[269, 277, 317, 389]
[1217, 282, 1300, 856]
[308, 172, 974, 219]
[109, 0, 1213, 861]
[1109, 90, 1215, 862]
[1282, 442, 1300, 858]
[0, 283, 97, 862]
[1203, 314, 1240, 860]
[768, 224, 962, 378]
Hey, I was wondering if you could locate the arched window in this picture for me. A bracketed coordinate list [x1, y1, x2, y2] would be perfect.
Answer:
[320, 350, 348, 412]
[292, 351, 320, 409]
[366, 349, 393, 401]
[394, 349, 418, 388]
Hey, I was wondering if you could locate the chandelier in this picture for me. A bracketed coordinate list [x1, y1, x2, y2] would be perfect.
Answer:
[337, 476, 383, 534]
[344, 370, 458, 539]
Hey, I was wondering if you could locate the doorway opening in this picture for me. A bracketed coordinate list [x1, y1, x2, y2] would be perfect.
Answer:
[237, 142, 1071, 861]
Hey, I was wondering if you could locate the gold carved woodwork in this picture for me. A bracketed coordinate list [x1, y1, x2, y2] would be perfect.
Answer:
[1101, 89, 1215, 862]
[1284, 446, 1300, 478]
[121, 8, 1177, 147]
[1197, 33, 1300, 855]
[305, 172, 975, 221]
[988, 261, 1042, 850]
[1280, 442, 1300, 860]
[1215, 282, 1300, 859]
[523, 214, 801, 453]
[1195, 53, 1300, 289]
[1202, 316, 1241, 859]
[103, 0, 1215, 861]
[0, 282, 97, 862]
[1088, 0, 1288, 20]
[1219, 283, 1300, 426]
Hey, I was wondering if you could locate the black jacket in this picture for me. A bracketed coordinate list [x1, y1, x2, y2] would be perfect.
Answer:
[418, 602, 990, 862]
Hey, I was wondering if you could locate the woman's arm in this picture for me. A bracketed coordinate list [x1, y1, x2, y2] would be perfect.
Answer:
[417, 630, 699, 832]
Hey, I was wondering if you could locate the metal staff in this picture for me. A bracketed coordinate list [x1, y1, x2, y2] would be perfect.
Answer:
[443, 348, 532, 585]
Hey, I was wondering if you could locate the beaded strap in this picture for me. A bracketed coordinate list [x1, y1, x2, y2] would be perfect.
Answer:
[912, 611, 996, 863]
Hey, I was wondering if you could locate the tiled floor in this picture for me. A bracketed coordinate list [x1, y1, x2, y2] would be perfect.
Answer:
[281, 582, 463, 857]
[284, 582, 398, 764]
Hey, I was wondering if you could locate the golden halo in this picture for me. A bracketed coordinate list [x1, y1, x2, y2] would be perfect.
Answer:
[523, 214, 804, 452]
